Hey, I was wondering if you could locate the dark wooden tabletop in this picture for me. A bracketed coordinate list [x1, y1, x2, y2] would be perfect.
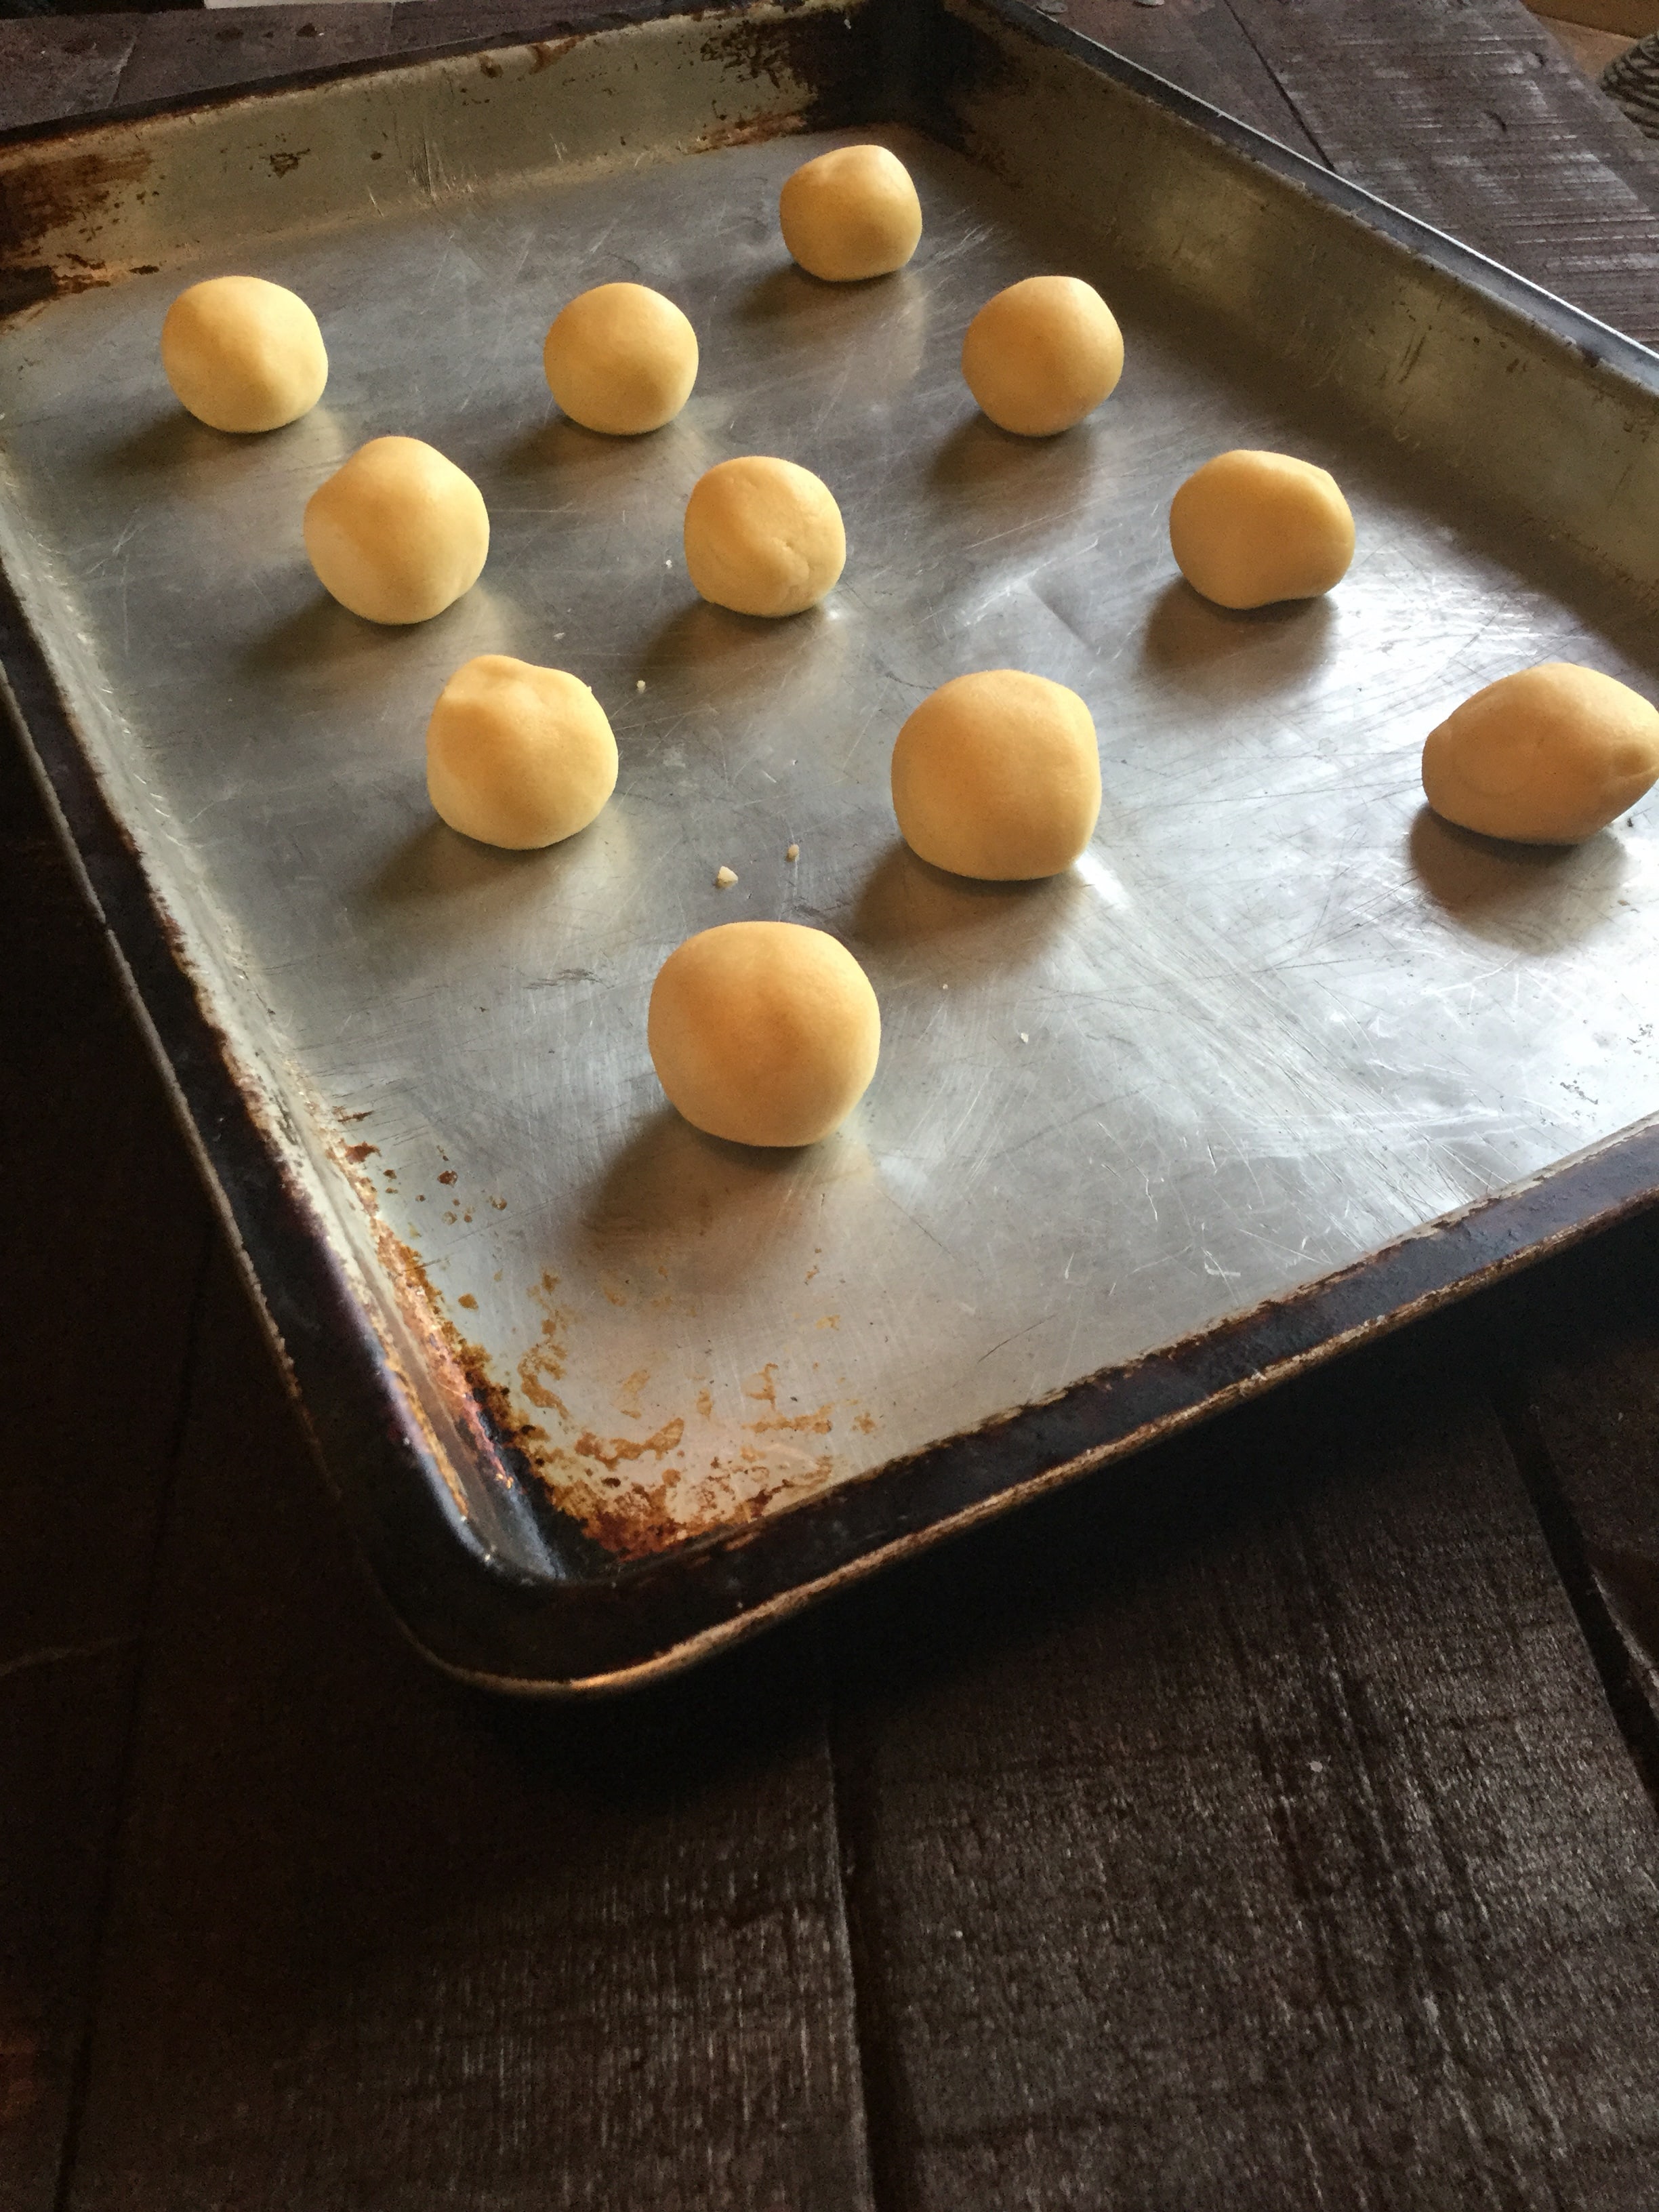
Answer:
[5, 2, 1659, 2205]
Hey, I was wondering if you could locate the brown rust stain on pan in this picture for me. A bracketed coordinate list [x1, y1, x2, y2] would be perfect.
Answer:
[321, 1123, 840, 1561]
[0, 144, 152, 317]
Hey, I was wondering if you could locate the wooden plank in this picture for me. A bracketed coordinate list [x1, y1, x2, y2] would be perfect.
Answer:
[1485, 1213, 1659, 1748]
[58, 1243, 874, 2212]
[0, 19, 141, 138]
[827, 1323, 1659, 2210]
[1063, 0, 1326, 157]
[0, 714, 211, 2211]
[1223, 0, 1659, 343]
[108, 5, 396, 109]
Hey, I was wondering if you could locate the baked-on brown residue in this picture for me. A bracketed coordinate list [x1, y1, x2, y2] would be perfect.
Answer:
[571, 1418, 686, 1471]
[747, 1402, 834, 1437]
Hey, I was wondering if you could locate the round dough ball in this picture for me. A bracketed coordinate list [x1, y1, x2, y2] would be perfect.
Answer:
[779, 144, 923, 283]
[891, 669, 1101, 880]
[161, 275, 327, 434]
[960, 275, 1124, 437]
[1169, 449, 1353, 610]
[426, 655, 617, 849]
[1421, 661, 1659, 845]
[541, 283, 699, 435]
[682, 455, 845, 618]
[649, 922, 880, 1147]
[304, 436, 489, 625]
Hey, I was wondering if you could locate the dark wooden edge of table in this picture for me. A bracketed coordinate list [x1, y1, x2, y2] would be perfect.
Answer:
[5, 0, 1659, 1695]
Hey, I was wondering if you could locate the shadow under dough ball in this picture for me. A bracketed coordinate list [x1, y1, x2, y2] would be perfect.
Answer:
[682, 455, 845, 617]
[161, 275, 328, 434]
[1169, 449, 1353, 609]
[778, 144, 923, 282]
[426, 655, 618, 849]
[304, 436, 489, 624]
[960, 275, 1124, 436]
[1422, 661, 1659, 844]
[648, 921, 881, 1147]
[890, 668, 1101, 880]
[542, 282, 699, 434]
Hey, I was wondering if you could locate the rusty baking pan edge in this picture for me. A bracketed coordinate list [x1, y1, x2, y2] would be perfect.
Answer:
[4, 0, 1658, 1692]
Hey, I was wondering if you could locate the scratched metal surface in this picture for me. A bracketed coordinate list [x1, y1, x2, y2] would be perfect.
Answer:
[4, 28, 1659, 1563]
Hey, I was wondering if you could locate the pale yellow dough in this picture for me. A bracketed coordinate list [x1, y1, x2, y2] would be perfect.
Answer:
[960, 276, 1124, 437]
[1169, 449, 1353, 610]
[682, 456, 845, 618]
[161, 275, 327, 434]
[779, 145, 923, 283]
[649, 922, 880, 1146]
[426, 655, 617, 849]
[1421, 662, 1659, 845]
[304, 436, 489, 625]
[890, 669, 1101, 880]
[542, 283, 699, 434]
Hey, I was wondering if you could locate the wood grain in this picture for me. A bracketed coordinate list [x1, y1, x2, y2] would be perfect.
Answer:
[1223, 0, 1659, 343]
[1485, 1214, 1659, 1753]
[825, 1321, 1659, 2211]
[1064, 0, 1326, 157]
[60, 1246, 874, 2212]
[0, 713, 210, 2212]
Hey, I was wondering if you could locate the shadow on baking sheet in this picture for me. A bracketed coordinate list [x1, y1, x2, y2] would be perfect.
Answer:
[579, 1105, 844, 1284]
[636, 596, 850, 716]
[1407, 804, 1627, 951]
[363, 817, 549, 905]
[1138, 577, 1338, 698]
[926, 411, 1103, 537]
[848, 838, 1087, 968]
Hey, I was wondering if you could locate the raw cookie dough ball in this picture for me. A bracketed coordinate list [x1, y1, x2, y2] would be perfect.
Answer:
[682, 455, 845, 617]
[891, 669, 1101, 880]
[542, 283, 699, 435]
[649, 921, 881, 1147]
[779, 144, 923, 282]
[960, 275, 1124, 437]
[1169, 449, 1354, 610]
[304, 436, 489, 624]
[161, 275, 328, 434]
[1421, 662, 1659, 845]
[426, 655, 617, 849]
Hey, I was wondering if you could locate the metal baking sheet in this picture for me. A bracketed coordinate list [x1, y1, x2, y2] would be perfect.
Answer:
[3, 0, 1658, 1689]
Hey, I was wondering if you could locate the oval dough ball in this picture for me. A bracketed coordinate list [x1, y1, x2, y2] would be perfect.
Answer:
[426, 655, 617, 849]
[891, 669, 1101, 880]
[161, 275, 328, 434]
[649, 921, 880, 1147]
[304, 436, 489, 625]
[682, 455, 846, 618]
[960, 275, 1124, 437]
[779, 144, 923, 283]
[541, 283, 699, 435]
[1421, 662, 1659, 845]
[1168, 449, 1354, 610]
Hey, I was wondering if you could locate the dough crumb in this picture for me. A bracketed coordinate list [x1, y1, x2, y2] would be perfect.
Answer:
[716, 865, 738, 887]
[1019, 1032, 1029, 1043]
[636, 678, 647, 691]
[785, 843, 800, 861]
